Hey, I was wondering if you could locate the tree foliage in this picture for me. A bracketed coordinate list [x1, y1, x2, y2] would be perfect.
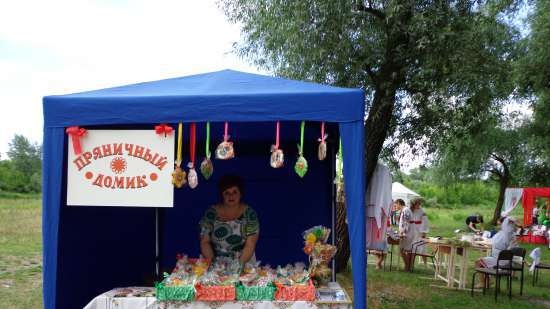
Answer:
[1, 135, 42, 193]
[516, 0, 550, 163]
[220, 0, 521, 179]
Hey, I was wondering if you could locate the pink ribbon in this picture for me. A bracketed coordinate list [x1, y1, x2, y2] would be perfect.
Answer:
[224, 122, 229, 142]
[275, 121, 280, 149]
[321, 122, 326, 142]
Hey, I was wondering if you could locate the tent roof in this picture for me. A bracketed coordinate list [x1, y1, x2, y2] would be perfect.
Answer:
[392, 182, 420, 197]
[43, 69, 365, 127]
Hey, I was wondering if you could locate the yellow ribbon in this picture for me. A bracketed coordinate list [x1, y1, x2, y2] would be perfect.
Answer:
[177, 123, 183, 164]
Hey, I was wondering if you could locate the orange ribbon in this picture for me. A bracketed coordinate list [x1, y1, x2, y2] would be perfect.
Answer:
[66, 126, 87, 155]
[155, 124, 173, 137]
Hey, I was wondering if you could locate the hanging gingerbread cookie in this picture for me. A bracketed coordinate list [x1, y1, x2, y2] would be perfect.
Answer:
[215, 122, 235, 160]
[171, 123, 187, 188]
[294, 121, 308, 177]
[318, 122, 327, 161]
[187, 123, 198, 189]
[200, 122, 214, 180]
[270, 121, 284, 168]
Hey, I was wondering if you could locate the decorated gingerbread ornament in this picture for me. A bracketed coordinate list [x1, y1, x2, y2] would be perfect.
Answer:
[200, 122, 214, 180]
[318, 122, 327, 161]
[188, 123, 199, 189]
[215, 122, 235, 160]
[294, 121, 308, 177]
[172, 123, 187, 188]
[270, 121, 284, 168]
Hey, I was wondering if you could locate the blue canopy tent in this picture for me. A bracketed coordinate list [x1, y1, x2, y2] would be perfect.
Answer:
[42, 70, 366, 309]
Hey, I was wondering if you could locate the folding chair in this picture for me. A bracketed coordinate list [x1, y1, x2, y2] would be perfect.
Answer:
[471, 250, 514, 301]
[503, 247, 526, 295]
[410, 239, 437, 273]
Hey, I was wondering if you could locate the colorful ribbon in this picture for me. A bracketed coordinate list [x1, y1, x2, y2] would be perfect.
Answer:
[299, 121, 305, 155]
[321, 122, 325, 142]
[176, 123, 183, 165]
[275, 121, 280, 149]
[189, 123, 196, 165]
[224, 122, 229, 142]
[205, 122, 211, 158]
[66, 126, 87, 155]
[155, 123, 173, 137]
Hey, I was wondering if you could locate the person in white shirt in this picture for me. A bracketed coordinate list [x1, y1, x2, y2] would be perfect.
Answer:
[398, 198, 429, 271]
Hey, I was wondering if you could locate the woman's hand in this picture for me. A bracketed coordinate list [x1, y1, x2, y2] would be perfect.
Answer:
[239, 233, 259, 264]
[200, 235, 215, 260]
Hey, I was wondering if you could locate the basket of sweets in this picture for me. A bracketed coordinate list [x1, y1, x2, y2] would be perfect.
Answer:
[156, 254, 208, 301]
[236, 265, 276, 301]
[195, 257, 238, 301]
[274, 264, 315, 301]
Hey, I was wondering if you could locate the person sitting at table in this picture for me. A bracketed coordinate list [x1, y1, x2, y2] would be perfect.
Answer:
[474, 217, 517, 287]
[398, 198, 429, 271]
[199, 174, 259, 265]
[466, 214, 484, 233]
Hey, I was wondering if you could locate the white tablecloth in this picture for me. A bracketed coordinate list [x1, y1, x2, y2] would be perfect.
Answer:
[84, 287, 352, 309]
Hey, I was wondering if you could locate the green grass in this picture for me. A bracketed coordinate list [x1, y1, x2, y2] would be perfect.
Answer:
[0, 197, 42, 309]
[1, 197, 549, 309]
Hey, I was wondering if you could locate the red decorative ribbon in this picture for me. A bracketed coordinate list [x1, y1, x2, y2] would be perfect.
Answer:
[321, 122, 326, 142]
[224, 122, 229, 142]
[155, 123, 173, 137]
[409, 221, 422, 224]
[190, 123, 196, 165]
[66, 126, 87, 155]
[275, 121, 280, 149]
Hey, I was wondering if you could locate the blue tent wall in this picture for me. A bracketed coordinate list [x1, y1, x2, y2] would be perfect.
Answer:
[43, 70, 366, 309]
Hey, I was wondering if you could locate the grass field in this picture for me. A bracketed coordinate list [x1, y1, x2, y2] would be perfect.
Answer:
[0, 197, 548, 308]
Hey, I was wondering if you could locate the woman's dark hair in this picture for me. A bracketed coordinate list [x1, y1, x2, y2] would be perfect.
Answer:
[395, 199, 405, 206]
[218, 174, 245, 199]
[477, 215, 484, 223]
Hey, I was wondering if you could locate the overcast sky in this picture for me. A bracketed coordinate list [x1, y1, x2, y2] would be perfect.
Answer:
[0, 0, 258, 157]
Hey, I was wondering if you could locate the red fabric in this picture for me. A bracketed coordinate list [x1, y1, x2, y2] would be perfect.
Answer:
[65, 126, 87, 155]
[522, 188, 550, 226]
[189, 123, 196, 164]
[408, 221, 422, 224]
[155, 123, 173, 136]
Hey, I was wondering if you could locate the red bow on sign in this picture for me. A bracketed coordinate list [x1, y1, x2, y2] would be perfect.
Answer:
[66, 126, 87, 155]
[155, 124, 173, 137]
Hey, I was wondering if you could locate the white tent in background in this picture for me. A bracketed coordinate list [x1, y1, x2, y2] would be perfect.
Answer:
[392, 182, 421, 206]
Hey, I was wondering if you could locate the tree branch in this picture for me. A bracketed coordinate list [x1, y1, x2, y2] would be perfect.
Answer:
[355, 2, 386, 20]
[365, 66, 379, 87]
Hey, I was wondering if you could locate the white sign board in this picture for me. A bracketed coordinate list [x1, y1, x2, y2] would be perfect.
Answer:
[67, 130, 174, 207]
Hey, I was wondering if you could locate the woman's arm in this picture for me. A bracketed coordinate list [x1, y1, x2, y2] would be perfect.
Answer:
[239, 233, 259, 264]
[200, 235, 215, 260]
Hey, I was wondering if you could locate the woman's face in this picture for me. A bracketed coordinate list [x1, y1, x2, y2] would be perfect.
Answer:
[222, 186, 241, 207]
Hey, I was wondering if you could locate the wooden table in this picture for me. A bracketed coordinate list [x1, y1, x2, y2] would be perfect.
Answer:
[429, 240, 490, 289]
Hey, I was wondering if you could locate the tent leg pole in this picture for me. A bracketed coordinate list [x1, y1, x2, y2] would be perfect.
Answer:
[155, 208, 159, 278]
[331, 135, 337, 282]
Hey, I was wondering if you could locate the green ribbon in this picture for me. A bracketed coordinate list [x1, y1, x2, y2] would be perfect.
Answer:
[205, 122, 211, 158]
[299, 121, 305, 155]
[339, 138, 342, 161]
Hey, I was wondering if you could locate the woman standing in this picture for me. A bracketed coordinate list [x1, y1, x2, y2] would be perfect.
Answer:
[398, 198, 429, 271]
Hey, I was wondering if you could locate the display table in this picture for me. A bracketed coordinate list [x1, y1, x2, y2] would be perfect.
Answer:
[83, 284, 352, 309]
[429, 240, 491, 289]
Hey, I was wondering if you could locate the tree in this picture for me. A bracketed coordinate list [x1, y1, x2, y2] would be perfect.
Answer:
[219, 0, 520, 270]
[515, 0, 550, 163]
[6, 134, 42, 193]
[434, 112, 534, 224]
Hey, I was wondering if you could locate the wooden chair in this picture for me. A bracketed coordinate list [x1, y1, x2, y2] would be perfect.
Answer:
[533, 262, 550, 286]
[471, 250, 514, 301]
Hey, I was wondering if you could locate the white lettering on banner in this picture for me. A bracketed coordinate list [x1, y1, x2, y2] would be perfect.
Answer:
[66, 130, 174, 207]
